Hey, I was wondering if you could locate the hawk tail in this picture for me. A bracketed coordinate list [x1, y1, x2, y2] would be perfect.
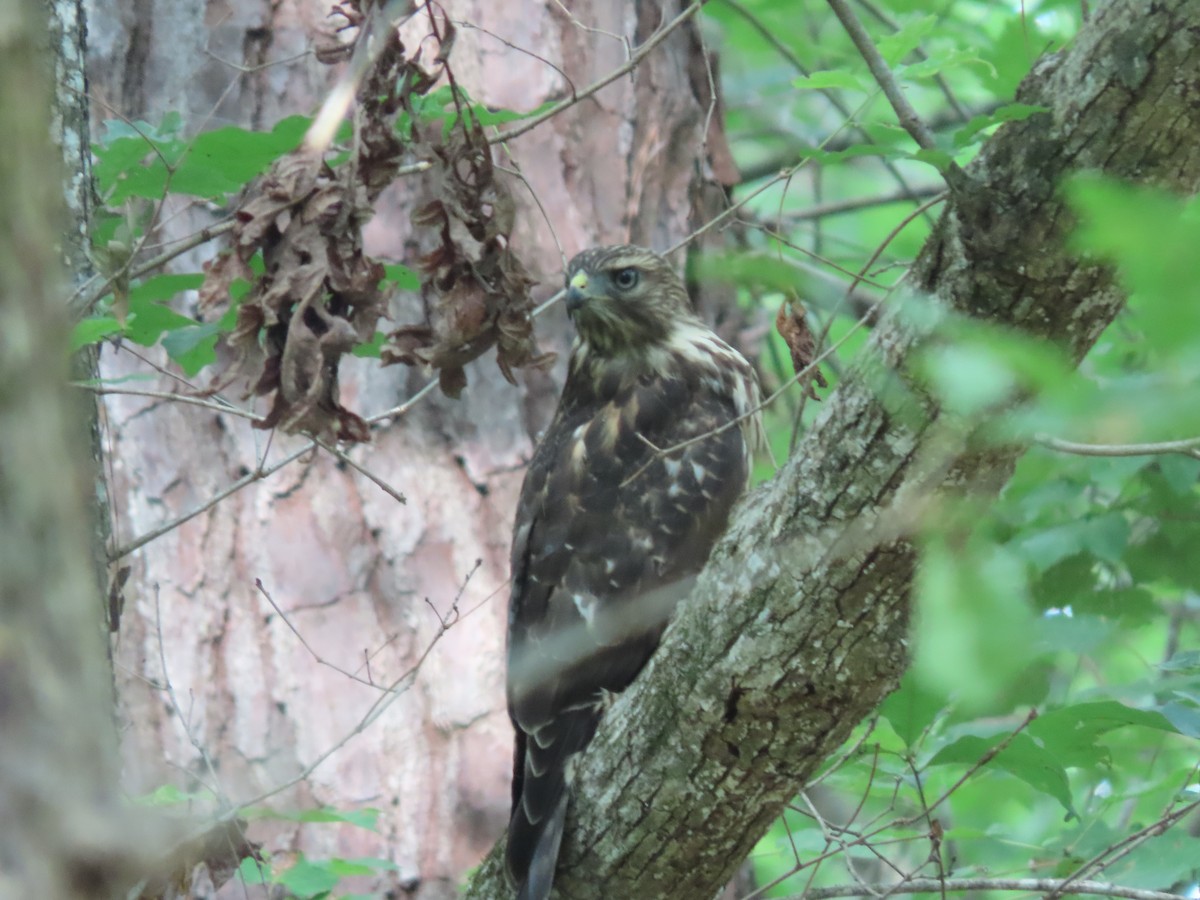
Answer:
[512, 791, 568, 900]
[507, 705, 598, 900]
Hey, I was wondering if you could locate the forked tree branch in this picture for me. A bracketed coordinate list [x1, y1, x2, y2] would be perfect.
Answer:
[464, 1, 1200, 897]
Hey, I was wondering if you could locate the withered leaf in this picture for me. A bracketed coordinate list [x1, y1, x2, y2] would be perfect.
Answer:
[192, 25, 438, 443]
[776, 300, 829, 401]
[383, 115, 547, 396]
[140, 818, 262, 898]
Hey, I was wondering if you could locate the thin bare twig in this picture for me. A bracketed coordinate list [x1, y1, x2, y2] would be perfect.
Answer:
[153, 587, 231, 811]
[722, 0, 939, 219]
[488, 1, 706, 145]
[109, 442, 317, 561]
[1036, 434, 1200, 459]
[779, 878, 1193, 900]
[903, 709, 1038, 825]
[825, 0, 941, 154]
[1048, 796, 1200, 900]
[256, 579, 398, 692]
[78, 384, 257, 421]
[668, 92, 881, 256]
[312, 436, 407, 505]
[851, 0, 971, 123]
[785, 186, 945, 222]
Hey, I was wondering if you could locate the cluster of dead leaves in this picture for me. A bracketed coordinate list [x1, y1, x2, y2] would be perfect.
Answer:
[199, 145, 383, 442]
[197, 5, 549, 441]
[383, 115, 554, 397]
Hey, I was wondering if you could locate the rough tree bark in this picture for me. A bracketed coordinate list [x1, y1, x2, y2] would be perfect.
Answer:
[84, 1, 732, 895]
[459, 1, 1200, 896]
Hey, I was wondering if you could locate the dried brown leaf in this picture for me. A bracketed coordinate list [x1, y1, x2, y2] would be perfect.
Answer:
[139, 818, 261, 899]
[776, 300, 829, 401]
[382, 116, 547, 396]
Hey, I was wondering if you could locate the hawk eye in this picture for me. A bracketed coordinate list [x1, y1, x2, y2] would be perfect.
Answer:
[612, 267, 640, 290]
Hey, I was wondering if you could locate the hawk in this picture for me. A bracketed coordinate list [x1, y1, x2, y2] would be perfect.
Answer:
[504, 245, 765, 900]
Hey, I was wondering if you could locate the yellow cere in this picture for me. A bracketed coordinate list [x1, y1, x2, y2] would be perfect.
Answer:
[569, 271, 589, 291]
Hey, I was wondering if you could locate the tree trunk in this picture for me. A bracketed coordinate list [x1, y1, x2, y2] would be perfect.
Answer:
[465, 0, 1200, 895]
[0, 0, 142, 896]
[85, 1, 730, 894]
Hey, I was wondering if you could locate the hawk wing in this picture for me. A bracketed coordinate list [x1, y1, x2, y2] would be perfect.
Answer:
[505, 360, 752, 898]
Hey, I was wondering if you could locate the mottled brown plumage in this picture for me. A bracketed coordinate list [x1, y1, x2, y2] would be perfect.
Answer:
[505, 246, 763, 900]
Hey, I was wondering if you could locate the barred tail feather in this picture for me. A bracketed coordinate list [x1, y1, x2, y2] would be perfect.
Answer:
[511, 791, 568, 900]
[507, 705, 598, 900]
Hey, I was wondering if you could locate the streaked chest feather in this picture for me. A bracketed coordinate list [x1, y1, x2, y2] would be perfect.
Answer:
[566, 319, 764, 458]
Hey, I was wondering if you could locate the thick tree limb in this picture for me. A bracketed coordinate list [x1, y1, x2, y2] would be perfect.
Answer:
[465, 1, 1200, 896]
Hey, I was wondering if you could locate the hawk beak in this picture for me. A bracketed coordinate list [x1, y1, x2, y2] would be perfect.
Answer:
[565, 271, 590, 314]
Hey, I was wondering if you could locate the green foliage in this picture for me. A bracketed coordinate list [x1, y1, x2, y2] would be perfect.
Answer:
[237, 852, 399, 899]
[706, 1, 1199, 896]
[235, 807, 391, 898]
[246, 805, 382, 830]
[94, 113, 314, 203]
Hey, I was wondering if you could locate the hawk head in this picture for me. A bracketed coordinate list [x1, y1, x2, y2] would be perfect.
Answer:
[564, 245, 694, 356]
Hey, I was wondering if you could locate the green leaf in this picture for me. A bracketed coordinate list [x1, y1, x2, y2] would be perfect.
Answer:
[247, 806, 381, 831]
[1155, 455, 1200, 496]
[906, 147, 955, 172]
[133, 783, 213, 806]
[1069, 176, 1200, 354]
[95, 115, 313, 203]
[170, 115, 311, 198]
[1016, 515, 1130, 571]
[876, 16, 937, 66]
[1026, 701, 1177, 769]
[162, 322, 221, 375]
[123, 274, 206, 347]
[161, 293, 237, 375]
[352, 331, 386, 359]
[792, 70, 867, 92]
[897, 49, 994, 83]
[795, 143, 897, 166]
[978, 19, 1042, 99]
[922, 343, 1017, 413]
[692, 252, 806, 295]
[324, 857, 399, 876]
[913, 538, 1037, 712]
[467, 99, 556, 126]
[124, 303, 197, 347]
[1160, 700, 1200, 738]
[127, 272, 205, 301]
[953, 103, 1049, 148]
[1069, 588, 1157, 624]
[1103, 827, 1200, 888]
[94, 134, 186, 203]
[1036, 612, 1113, 655]
[71, 316, 123, 350]
[383, 263, 421, 292]
[1160, 650, 1200, 673]
[236, 855, 272, 886]
[879, 672, 945, 746]
[276, 857, 339, 898]
[98, 112, 183, 146]
[926, 731, 1077, 817]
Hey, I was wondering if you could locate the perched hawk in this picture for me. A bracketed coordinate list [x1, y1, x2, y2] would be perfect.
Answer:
[505, 245, 764, 900]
